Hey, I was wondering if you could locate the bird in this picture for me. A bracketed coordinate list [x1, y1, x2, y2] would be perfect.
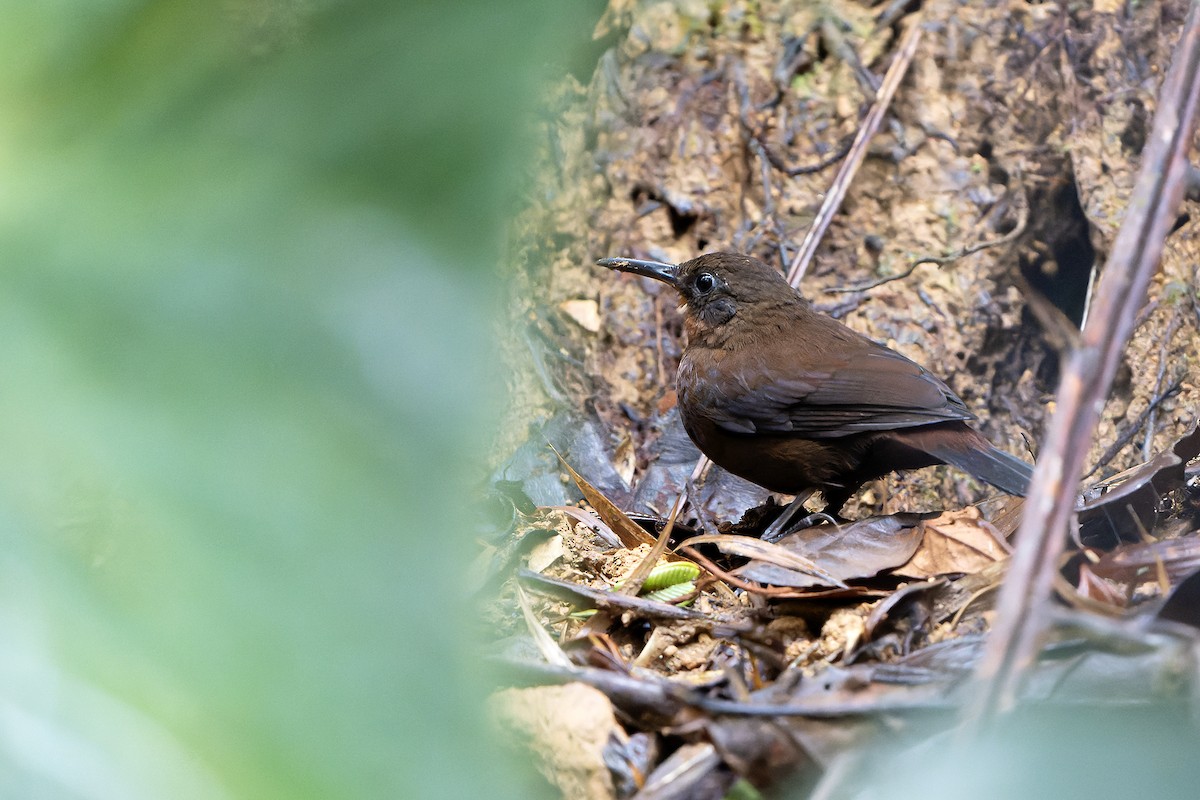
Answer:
[597, 251, 1033, 517]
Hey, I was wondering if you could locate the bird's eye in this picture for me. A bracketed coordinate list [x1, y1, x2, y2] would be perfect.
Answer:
[695, 272, 717, 294]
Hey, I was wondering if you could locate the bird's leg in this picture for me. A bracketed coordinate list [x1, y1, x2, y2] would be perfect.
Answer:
[759, 490, 815, 542]
[762, 511, 843, 542]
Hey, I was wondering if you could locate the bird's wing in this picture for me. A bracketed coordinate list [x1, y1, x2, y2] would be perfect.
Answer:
[691, 337, 974, 439]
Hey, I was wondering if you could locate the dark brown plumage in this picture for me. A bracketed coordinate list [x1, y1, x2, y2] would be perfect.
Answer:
[598, 251, 1032, 515]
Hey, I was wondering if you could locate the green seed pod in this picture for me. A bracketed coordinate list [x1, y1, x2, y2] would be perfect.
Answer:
[640, 562, 701, 592]
[642, 581, 696, 604]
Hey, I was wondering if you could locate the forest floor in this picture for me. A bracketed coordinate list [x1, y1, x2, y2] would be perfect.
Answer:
[483, 1, 1200, 797]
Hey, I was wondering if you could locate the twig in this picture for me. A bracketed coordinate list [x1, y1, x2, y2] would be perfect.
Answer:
[493, 659, 954, 721]
[690, 689, 954, 718]
[683, 454, 719, 534]
[676, 545, 882, 600]
[823, 214, 1027, 294]
[735, 65, 854, 177]
[820, 16, 881, 96]
[964, 1, 1200, 724]
[1084, 378, 1185, 479]
[676, 546, 812, 597]
[786, 17, 924, 286]
[758, 137, 855, 177]
[739, 115, 793, 260]
[1141, 308, 1184, 460]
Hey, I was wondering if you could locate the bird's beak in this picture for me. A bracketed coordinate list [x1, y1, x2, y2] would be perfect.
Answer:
[596, 257, 680, 287]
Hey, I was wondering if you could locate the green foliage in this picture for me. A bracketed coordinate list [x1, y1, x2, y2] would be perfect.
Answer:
[0, 1, 584, 796]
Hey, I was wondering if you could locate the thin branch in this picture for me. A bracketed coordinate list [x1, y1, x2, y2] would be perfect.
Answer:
[1085, 377, 1185, 479]
[786, 17, 924, 286]
[517, 569, 712, 623]
[756, 133, 855, 177]
[824, 213, 1027, 294]
[735, 65, 854, 177]
[1141, 308, 1185, 460]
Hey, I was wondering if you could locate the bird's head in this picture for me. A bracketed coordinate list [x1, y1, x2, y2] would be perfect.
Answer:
[597, 252, 799, 338]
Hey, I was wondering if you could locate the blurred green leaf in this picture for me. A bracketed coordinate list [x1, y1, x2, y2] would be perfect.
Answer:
[0, 0, 588, 796]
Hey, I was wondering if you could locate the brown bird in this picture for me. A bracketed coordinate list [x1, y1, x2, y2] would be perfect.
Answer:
[598, 252, 1032, 516]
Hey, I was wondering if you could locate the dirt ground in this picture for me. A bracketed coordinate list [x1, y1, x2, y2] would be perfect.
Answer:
[487, 1, 1200, 797]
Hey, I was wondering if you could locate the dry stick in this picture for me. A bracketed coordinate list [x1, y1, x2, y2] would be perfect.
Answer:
[786, 18, 924, 286]
[964, 3, 1200, 723]
[1141, 309, 1185, 460]
[1084, 377, 1185, 479]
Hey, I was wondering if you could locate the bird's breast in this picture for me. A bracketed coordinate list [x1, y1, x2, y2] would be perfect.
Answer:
[676, 348, 728, 419]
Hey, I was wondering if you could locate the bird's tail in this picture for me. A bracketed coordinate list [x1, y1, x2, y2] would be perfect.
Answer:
[907, 425, 1034, 496]
[937, 442, 1033, 496]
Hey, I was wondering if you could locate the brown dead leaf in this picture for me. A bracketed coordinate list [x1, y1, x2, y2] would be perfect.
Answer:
[863, 578, 945, 640]
[735, 514, 927, 588]
[1090, 534, 1200, 583]
[686, 533, 848, 588]
[1079, 424, 1200, 545]
[1072, 562, 1129, 609]
[894, 507, 1011, 579]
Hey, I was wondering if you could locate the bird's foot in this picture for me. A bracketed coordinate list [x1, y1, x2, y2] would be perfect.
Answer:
[758, 493, 811, 542]
[761, 509, 842, 542]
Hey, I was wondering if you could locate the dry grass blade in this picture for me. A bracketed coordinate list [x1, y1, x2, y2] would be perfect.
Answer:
[549, 444, 655, 548]
[682, 533, 848, 588]
[515, 584, 573, 669]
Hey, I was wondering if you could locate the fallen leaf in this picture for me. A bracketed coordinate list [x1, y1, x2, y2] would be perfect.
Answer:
[1090, 534, 1200, 583]
[686, 533, 848, 588]
[1079, 424, 1200, 545]
[1073, 562, 1129, 608]
[894, 507, 1010, 579]
[527, 533, 565, 573]
[733, 514, 927, 588]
